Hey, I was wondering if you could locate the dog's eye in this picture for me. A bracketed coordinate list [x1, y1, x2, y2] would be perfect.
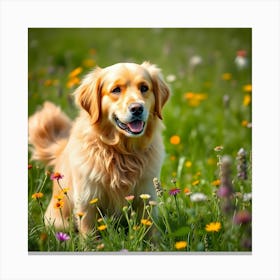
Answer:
[140, 85, 149, 93]
[112, 87, 121, 94]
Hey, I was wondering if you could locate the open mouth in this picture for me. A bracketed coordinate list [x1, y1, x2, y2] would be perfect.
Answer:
[114, 115, 145, 135]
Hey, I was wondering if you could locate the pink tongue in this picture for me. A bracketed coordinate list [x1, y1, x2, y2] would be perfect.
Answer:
[127, 120, 144, 133]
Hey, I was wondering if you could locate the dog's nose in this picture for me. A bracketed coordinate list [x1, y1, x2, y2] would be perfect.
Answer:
[129, 103, 144, 116]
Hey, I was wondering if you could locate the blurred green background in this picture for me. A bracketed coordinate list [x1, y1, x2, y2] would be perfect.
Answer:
[28, 27, 251, 191]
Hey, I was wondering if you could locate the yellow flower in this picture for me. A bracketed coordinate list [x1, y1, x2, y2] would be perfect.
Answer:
[243, 94, 251, 106]
[221, 73, 232, 81]
[66, 76, 80, 89]
[31, 192, 44, 199]
[170, 135, 181, 145]
[211, 179, 221, 187]
[54, 194, 64, 201]
[97, 224, 107, 231]
[140, 194, 151, 200]
[185, 161, 192, 168]
[192, 180, 200, 186]
[141, 219, 153, 226]
[175, 241, 187, 250]
[184, 92, 208, 107]
[242, 84, 252, 92]
[54, 200, 64, 209]
[60, 188, 70, 195]
[205, 222, 222, 232]
[89, 198, 98, 204]
[76, 212, 84, 218]
[68, 67, 83, 78]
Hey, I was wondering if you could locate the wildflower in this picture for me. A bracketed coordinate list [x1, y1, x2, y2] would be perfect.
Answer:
[214, 145, 224, 152]
[175, 241, 187, 250]
[149, 200, 157, 206]
[170, 135, 181, 145]
[233, 210, 251, 225]
[66, 77, 80, 88]
[169, 188, 181, 196]
[243, 193, 252, 202]
[235, 50, 248, 70]
[211, 179, 221, 187]
[242, 84, 252, 92]
[50, 172, 64, 181]
[189, 55, 202, 68]
[89, 198, 98, 204]
[192, 180, 200, 186]
[183, 187, 191, 195]
[190, 192, 207, 202]
[184, 92, 208, 107]
[243, 94, 251, 106]
[125, 195, 135, 202]
[76, 212, 84, 219]
[141, 219, 152, 226]
[97, 224, 107, 231]
[55, 232, 70, 242]
[166, 74, 176, 83]
[140, 194, 151, 200]
[54, 200, 64, 209]
[205, 222, 222, 232]
[31, 192, 44, 199]
[68, 67, 83, 78]
[153, 177, 163, 197]
[60, 188, 70, 195]
[97, 218, 103, 223]
[185, 161, 192, 168]
[221, 73, 232, 81]
[236, 148, 248, 180]
[54, 194, 64, 201]
[133, 225, 140, 231]
[28, 164, 33, 169]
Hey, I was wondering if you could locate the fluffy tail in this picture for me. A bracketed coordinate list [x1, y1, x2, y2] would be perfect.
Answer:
[28, 102, 72, 166]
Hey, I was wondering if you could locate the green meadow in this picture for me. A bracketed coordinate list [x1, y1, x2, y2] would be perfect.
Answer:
[28, 28, 252, 252]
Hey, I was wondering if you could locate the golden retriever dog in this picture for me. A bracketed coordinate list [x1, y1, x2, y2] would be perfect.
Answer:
[28, 62, 170, 234]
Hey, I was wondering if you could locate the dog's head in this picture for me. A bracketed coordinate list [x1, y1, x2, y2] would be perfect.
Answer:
[74, 62, 170, 138]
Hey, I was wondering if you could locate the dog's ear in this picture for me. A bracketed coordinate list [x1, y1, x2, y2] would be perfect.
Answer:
[74, 67, 102, 123]
[141, 61, 170, 119]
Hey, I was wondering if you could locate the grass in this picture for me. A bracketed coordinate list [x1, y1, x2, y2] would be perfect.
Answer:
[28, 28, 252, 252]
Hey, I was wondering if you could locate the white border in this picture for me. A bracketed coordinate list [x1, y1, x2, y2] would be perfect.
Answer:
[1, 0, 279, 279]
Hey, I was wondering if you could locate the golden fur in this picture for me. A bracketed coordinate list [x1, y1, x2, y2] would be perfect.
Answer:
[28, 62, 170, 234]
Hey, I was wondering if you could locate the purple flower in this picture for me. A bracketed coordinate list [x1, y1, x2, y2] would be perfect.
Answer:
[233, 210, 252, 225]
[169, 188, 181, 196]
[55, 232, 70, 242]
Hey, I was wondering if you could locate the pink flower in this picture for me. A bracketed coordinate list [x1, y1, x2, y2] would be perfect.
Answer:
[169, 188, 181, 196]
[55, 232, 70, 242]
[50, 172, 64, 181]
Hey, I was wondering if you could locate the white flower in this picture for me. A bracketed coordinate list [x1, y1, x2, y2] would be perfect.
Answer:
[190, 192, 207, 202]
[243, 193, 252, 202]
[234, 56, 248, 70]
[189, 55, 203, 67]
[166, 74, 176, 83]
